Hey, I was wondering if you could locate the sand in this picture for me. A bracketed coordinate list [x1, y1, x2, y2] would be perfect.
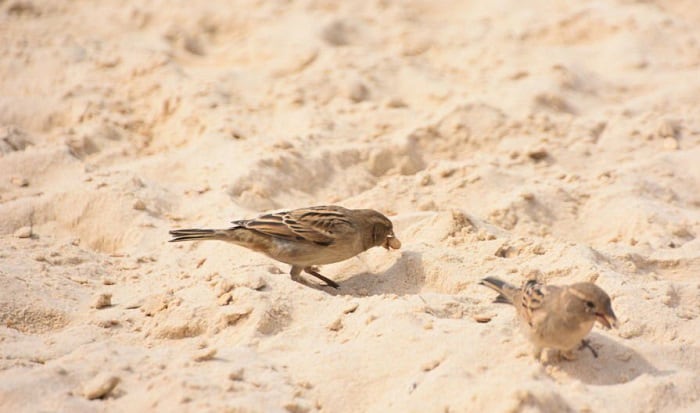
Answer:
[1, 0, 700, 411]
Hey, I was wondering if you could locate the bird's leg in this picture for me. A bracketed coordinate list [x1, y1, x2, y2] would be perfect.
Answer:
[533, 346, 544, 361]
[304, 266, 339, 289]
[290, 266, 305, 285]
[579, 339, 598, 358]
[559, 349, 579, 361]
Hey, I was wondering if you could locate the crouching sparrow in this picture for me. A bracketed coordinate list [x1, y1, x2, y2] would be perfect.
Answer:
[480, 277, 618, 361]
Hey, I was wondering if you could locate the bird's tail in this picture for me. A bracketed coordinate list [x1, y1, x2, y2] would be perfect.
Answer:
[169, 228, 231, 242]
[479, 277, 519, 305]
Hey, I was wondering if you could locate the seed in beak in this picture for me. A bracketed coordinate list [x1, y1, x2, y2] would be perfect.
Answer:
[386, 237, 401, 250]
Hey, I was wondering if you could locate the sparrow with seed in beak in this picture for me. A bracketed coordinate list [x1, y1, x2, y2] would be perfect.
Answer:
[170, 205, 401, 288]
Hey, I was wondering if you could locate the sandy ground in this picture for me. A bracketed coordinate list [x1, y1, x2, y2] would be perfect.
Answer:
[2, 0, 700, 411]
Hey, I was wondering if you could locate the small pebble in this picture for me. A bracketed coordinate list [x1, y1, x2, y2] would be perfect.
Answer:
[284, 400, 312, 413]
[421, 359, 441, 372]
[327, 318, 343, 331]
[245, 275, 267, 290]
[218, 292, 233, 306]
[225, 274, 267, 291]
[132, 199, 146, 210]
[473, 315, 492, 323]
[348, 81, 369, 103]
[401, 36, 431, 56]
[92, 293, 112, 309]
[615, 351, 633, 362]
[267, 266, 284, 275]
[218, 306, 253, 328]
[70, 276, 89, 285]
[418, 200, 436, 211]
[193, 348, 217, 362]
[10, 176, 29, 187]
[618, 321, 644, 339]
[343, 302, 359, 314]
[183, 35, 204, 55]
[528, 149, 549, 161]
[228, 368, 245, 381]
[320, 20, 350, 46]
[96, 319, 120, 328]
[657, 119, 678, 138]
[14, 226, 32, 238]
[385, 97, 407, 108]
[217, 279, 235, 296]
[82, 374, 120, 400]
[418, 174, 433, 186]
[663, 137, 678, 150]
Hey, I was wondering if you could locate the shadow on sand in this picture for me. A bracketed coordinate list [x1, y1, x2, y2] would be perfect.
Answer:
[552, 332, 671, 385]
[324, 250, 426, 297]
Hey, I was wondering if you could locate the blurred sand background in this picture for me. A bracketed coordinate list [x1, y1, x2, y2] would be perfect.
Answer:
[1, 0, 700, 411]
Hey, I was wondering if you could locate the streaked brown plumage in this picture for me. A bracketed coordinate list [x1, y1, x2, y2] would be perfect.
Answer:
[169, 205, 401, 288]
[480, 277, 618, 360]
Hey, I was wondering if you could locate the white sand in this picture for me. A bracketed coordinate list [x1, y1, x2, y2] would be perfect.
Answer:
[2, 0, 700, 411]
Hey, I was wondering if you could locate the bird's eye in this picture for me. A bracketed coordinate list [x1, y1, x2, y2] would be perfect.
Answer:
[585, 301, 595, 309]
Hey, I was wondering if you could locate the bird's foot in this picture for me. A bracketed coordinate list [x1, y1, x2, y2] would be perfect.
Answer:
[290, 272, 314, 288]
[559, 349, 579, 361]
[579, 339, 598, 358]
[304, 267, 339, 289]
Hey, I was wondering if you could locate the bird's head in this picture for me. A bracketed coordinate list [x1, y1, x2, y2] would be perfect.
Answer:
[357, 209, 401, 250]
[567, 282, 618, 329]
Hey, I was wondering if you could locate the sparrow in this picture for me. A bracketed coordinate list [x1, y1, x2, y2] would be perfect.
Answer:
[480, 277, 618, 360]
[169, 205, 401, 288]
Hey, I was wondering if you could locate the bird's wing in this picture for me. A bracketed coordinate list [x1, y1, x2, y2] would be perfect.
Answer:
[233, 206, 355, 246]
[517, 280, 556, 327]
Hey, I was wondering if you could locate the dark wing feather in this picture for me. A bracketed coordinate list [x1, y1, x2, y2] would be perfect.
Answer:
[232, 206, 354, 245]
[519, 280, 547, 327]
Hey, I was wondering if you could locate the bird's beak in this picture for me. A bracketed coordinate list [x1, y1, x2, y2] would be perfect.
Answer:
[384, 234, 401, 250]
[596, 309, 618, 329]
